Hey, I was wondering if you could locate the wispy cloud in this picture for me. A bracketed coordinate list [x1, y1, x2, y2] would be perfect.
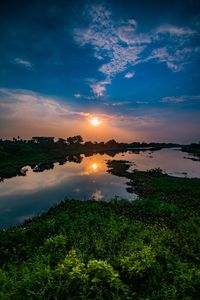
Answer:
[74, 4, 198, 96]
[155, 24, 196, 36]
[74, 93, 81, 98]
[13, 58, 33, 68]
[147, 46, 199, 72]
[74, 4, 146, 96]
[103, 101, 131, 106]
[161, 95, 200, 103]
[90, 80, 111, 97]
[0, 88, 90, 120]
[74, 93, 96, 100]
[124, 71, 135, 79]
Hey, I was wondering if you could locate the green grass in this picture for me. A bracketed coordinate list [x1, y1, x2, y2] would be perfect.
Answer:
[0, 169, 200, 299]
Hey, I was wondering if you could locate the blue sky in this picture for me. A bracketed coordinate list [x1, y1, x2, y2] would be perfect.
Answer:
[0, 0, 200, 142]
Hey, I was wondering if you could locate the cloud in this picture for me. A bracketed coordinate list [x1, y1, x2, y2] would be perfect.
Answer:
[161, 95, 200, 103]
[74, 4, 146, 96]
[124, 71, 135, 79]
[146, 46, 200, 72]
[74, 93, 96, 100]
[147, 47, 183, 71]
[74, 93, 81, 98]
[156, 25, 196, 36]
[103, 101, 131, 106]
[74, 4, 198, 96]
[0, 88, 91, 120]
[90, 83, 106, 97]
[135, 101, 149, 104]
[99, 45, 144, 77]
[161, 96, 186, 103]
[118, 25, 151, 45]
[89, 79, 111, 97]
[13, 58, 33, 68]
[149, 26, 200, 71]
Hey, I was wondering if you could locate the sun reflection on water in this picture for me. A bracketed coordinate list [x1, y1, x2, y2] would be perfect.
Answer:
[91, 163, 98, 171]
[81, 156, 107, 175]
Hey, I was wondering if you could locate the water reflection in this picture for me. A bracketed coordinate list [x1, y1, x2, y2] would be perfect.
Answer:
[91, 163, 98, 171]
[0, 153, 134, 228]
[0, 148, 200, 228]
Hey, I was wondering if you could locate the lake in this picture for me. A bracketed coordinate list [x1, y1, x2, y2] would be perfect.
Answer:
[0, 148, 199, 228]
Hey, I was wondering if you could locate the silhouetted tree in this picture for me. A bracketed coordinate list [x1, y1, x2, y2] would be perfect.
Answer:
[84, 141, 94, 148]
[105, 139, 118, 148]
[57, 138, 66, 144]
[32, 137, 55, 144]
[66, 135, 83, 145]
[66, 154, 83, 163]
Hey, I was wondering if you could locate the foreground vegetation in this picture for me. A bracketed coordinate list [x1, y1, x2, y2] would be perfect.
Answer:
[0, 167, 200, 299]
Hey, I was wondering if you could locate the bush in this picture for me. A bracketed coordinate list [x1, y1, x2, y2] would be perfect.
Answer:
[41, 234, 68, 266]
[120, 245, 157, 279]
[87, 259, 127, 299]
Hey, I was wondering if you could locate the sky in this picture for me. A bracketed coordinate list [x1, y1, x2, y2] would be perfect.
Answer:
[0, 0, 200, 143]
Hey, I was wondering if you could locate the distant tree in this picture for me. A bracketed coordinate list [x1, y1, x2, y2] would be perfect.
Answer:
[105, 139, 118, 148]
[66, 135, 83, 145]
[66, 154, 83, 163]
[57, 138, 66, 144]
[84, 141, 94, 148]
[98, 142, 105, 147]
[130, 142, 140, 147]
[32, 137, 55, 144]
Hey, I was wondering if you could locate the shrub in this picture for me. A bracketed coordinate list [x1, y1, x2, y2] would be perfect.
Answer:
[120, 245, 157, 279]
[41, 234, 68, 266]
[87, 259, 127, 299]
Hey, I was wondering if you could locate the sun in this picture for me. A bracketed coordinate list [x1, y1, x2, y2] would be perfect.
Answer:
[90, 117, 101, 126]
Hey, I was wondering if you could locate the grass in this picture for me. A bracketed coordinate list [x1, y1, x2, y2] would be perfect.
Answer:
[0, 165, 200, 299]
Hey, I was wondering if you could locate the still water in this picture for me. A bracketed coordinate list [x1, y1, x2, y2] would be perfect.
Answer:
[0, 148, 199, 228]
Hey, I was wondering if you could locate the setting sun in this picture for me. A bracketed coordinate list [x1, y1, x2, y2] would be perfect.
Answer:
[90, 117, 101, 126]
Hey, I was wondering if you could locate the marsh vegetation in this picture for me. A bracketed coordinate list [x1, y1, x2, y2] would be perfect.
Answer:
[0, 138, 200, 299]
